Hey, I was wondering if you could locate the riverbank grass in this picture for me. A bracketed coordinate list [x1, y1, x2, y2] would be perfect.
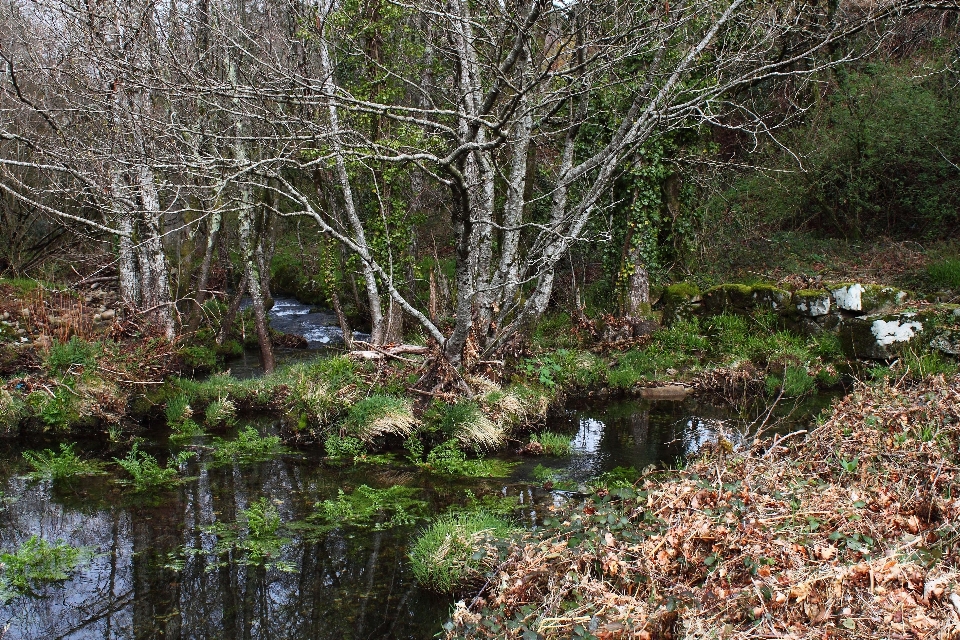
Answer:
[409, 512, 518, 593]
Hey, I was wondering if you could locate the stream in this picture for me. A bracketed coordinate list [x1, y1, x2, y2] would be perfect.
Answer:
[0, 300, 838, 639]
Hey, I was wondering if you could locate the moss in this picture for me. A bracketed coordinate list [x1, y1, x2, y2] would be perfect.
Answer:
[793, 288, 830, 300]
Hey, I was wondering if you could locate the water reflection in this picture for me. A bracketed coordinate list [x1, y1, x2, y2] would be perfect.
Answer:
[0, 394, 831, 639]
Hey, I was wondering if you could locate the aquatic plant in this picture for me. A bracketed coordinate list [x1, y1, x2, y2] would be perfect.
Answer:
[409, 512, 517, 592]
[324, 434, 366, 460]
[210, 426, 285, 464]
[314, 485, 428, 530]
[22, 443, 103, 481]
[207, 497, 292, 570]
[423, 440, 516, 478]
[528, 432, 573, 456]
[343, 394, 418, 441]
[114, 444, 191, 492]
[447, 490, 520, 518]
[0, 535, 90, 602]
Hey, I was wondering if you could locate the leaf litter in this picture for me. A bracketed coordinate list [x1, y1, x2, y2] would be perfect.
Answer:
[446, 374, 960, 639]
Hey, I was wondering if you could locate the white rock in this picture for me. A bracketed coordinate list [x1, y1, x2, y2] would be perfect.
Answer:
[871, 319, 922, 346]
[833, 284, 864, 312]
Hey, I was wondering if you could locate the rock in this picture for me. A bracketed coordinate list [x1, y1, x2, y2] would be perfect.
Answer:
[34, 335, 52, 349]
[100, 309, 116, 321]
[661, 282, 701, 325]
[20, 308, 30, 318]
[0, 312, 8, 321]
[793, 289, 831, 317]
[931, 331, 960, 357]
[838, 312, 925, 360]
[641, 385, 690, 400]
[702, 284, 791, 316]
[831, 283, 910, 315]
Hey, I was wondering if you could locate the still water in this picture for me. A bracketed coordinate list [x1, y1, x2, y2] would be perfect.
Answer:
[0, 393, 831, 639]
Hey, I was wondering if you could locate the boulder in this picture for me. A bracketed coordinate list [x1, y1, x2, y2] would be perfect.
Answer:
[831, 283, 910, 315]
[702, 284, 790, 316]
[838, 312, 926, 360]
[793, 289, 832, 317]
[661, 282, 702, 325]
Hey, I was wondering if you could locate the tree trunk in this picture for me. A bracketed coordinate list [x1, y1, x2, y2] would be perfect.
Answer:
[238, 185, 275, 374]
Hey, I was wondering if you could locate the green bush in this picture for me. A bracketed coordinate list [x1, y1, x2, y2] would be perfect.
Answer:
[324, 434, 366, 459]
[314, 485, 428, 530]
[204, 398, 237, 427]
[343, 395, 417, 441]
[206, 497, 292, 570]
[424, 440, 516, 477]
[409, 512, 517, 592]
[528, 432, 573, 456]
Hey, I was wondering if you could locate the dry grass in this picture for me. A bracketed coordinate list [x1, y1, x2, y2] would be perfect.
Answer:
[448, 374, 960, 639]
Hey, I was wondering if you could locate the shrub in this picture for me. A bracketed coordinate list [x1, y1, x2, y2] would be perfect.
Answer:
[343, 395, 418, 441]
[429, 401, 503, 450]
[409, 512, 517, 592]
[206, 497, 292, 570]
[324, 434, 366, 459]
[204, 398, 237, 427]
[22, 443, 103, 481]
[424, 440, 515, 477]
[314, 485, 428, 530]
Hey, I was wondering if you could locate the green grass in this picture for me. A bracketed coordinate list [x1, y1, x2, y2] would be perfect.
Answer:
[22, 443, 103, 481]
[528, 432, 573, 456]
[0, 535, 90, 602]
[205, 497, 292, 571]
[426, 400, 504, 450]
[343, 395, 417, 441]
[927, 258, 960, 289]
[204, 399, 237, 427]
[323, 434, 366, 459]
[46, 337, 101, 376]
[409, 512, 517, 592]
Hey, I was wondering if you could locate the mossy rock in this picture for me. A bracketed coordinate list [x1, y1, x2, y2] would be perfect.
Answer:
[830, 283, 911, 315]
[661, 282, 701, 326]
[792, 289, 832, 318]
[838, 311, 932, 360]
[702, 284, 790, 316]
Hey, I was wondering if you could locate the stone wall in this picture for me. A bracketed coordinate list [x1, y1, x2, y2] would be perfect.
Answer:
[660, 282, 960, 360]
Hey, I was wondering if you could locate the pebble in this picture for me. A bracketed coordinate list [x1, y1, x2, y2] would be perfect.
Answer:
[20, 308, 30, 318]
[101, 309, 116, 320]
[0, 312, 8, 320]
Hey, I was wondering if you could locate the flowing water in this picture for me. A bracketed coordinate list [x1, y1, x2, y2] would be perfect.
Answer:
[0, 391, 833, 640]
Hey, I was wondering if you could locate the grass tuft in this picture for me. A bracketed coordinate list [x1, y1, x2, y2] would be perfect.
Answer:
[344, 395, 418, 441]
[409, 512, 517, 592]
